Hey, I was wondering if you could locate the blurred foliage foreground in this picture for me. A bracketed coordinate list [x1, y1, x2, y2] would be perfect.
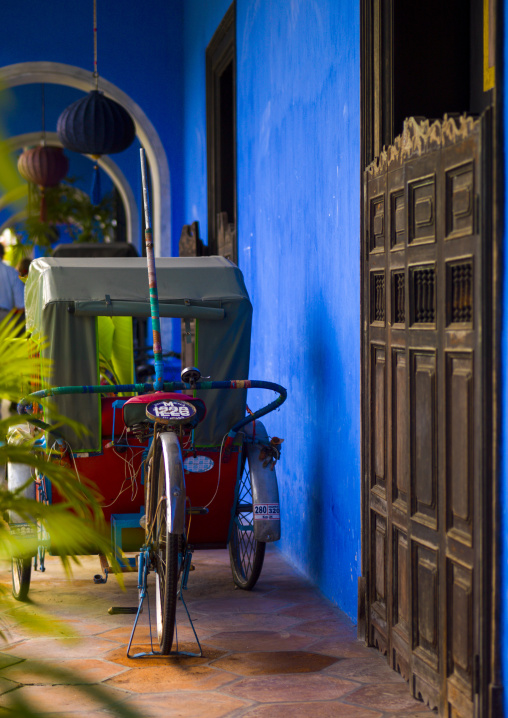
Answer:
[0, 313, 143, 717]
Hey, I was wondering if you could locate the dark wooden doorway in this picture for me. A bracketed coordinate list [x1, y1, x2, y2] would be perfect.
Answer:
[360, 1, 501, 716]
[206, 2, 237, 262]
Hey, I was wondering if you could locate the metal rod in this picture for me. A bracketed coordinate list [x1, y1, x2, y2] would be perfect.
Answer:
[140, 148, 164, 391]
[41, 83, 46, 146]
[93, 0, 98, 90]
[70, 300, 224, 320]
[140, 148, 151, 232]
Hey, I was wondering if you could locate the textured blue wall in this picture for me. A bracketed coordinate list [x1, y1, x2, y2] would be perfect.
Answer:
[0, 0, 184, 257]
[184, 0, 361, 618]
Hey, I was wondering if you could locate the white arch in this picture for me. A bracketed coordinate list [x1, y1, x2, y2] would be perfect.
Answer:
[0, 61, 170, 257]
[5, 132, 139, 245]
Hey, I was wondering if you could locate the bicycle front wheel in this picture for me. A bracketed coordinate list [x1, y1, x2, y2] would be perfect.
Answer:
[155, 532, 179, 653]
[149, 434, 183, 654]
[229, 454, 265, 590]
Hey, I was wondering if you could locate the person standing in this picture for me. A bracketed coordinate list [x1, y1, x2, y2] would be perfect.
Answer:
[0, 244, 25, 323]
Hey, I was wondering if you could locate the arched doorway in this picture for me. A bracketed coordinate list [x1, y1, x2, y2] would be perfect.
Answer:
[2, 131, 138, 244]
[0, 61, 170, 257]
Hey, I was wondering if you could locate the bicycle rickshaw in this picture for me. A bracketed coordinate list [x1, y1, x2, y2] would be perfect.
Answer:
[10, 155, 286, 656]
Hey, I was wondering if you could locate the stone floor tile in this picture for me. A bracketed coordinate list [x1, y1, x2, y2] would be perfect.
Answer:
[0, 607, 76, 638]
[127, 691, 249, 718]
[1, 658, 128, 684]
[324, 657, 407, 684]
[104, 642, 225, 668]
[346, 683, 431, 712]
[105, 664, 237, 693]
[22, 713, 126, 718]
[0, 683, 130, 713]
[205, 630, 317, 652]
[311, 636, 381, 659]
[1, 620, 114, 644]
[0, 678, 18, 696]
[221, 673, 359, 702]
[295, 618, 358, 637]
[240, 703, 383, 718]
[2, 636, 118, 661]
[0, 654, 23, 670]
[190, 596, 296, 615]
[59, 620, 120, 637]
[212, 650, 339, 675]
[191, 611, 296, 633]
[261, 588, 322, 603]
[278, 603, 341, 621]
[98, 624, 195, 645]
[0, 551, 435, 717]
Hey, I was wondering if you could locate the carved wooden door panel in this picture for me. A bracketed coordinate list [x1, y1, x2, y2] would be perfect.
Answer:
[363, 115, 483, 718]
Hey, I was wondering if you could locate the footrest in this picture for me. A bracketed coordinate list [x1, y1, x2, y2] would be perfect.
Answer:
[108, 606, 142, 615]
[186, 507, 209, 515]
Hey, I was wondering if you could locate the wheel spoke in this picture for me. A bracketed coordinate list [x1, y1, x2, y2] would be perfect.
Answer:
[229, 457, 265, 590]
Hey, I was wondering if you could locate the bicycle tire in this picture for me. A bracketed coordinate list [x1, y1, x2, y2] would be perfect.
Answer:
[155, 533, 179, 653]
[150, 436, 180, 654]
[12, 557, 31, 601]
[229, 454, 265, 590]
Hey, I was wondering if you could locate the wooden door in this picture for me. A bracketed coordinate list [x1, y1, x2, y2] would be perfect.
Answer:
[363, 114, 486, 717]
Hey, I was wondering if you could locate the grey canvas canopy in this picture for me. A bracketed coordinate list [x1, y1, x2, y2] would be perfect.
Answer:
[25, 256, 252, 452]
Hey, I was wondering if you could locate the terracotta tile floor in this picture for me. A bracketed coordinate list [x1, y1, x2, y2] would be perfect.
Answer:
[0, 547, 435, 717]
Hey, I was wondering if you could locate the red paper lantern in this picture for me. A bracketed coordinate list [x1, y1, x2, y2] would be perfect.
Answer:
[18, 145, 69, 221]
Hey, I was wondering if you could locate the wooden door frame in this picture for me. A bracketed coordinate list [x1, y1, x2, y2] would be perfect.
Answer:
[359, 1, 503, 714]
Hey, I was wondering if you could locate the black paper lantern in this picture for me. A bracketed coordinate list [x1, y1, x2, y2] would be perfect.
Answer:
[56, 90, 135, 156]
[57, 90, 135, 203]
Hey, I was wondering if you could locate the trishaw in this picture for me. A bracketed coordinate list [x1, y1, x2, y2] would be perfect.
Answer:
[9, 155, 286, 657]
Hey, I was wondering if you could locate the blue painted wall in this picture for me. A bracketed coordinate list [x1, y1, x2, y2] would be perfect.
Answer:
[184, 0, 361, 618]
[0, 0, 185, 257]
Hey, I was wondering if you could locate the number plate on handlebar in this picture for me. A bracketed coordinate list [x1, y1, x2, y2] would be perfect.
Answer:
[146, 399, 197, 425]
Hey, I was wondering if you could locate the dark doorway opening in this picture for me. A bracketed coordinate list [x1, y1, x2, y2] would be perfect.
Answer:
[393, 0, 471, 134]
[363, 0, 494, 166]
[206, 2, 237, 262]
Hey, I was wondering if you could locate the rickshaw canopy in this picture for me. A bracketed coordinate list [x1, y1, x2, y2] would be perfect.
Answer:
[25, 256, 252, 451]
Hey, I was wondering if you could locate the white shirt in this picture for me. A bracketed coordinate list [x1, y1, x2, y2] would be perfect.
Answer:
[0, 261, 24, 310]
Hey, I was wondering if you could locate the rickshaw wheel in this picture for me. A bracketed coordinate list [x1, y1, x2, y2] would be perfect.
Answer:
[229, 460, 265, 590]
[12, 557, 31, 601]
[155, 533, 179, 654]
[150, 438, 180, 654]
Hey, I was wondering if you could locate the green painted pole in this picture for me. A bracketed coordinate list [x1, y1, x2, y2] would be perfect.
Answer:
[140, 148, 164, 391]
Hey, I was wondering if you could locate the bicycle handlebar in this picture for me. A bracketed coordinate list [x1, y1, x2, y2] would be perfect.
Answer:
[17, 380, 287, 436]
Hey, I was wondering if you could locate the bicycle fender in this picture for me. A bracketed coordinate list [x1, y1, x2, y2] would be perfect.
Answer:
[244, 422, 281, 543]
[160, 432, 186, 535]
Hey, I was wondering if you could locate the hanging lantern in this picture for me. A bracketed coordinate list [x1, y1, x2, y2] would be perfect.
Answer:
[56, 90, 135, 156]
[56, 0, 136, 204]
[18, 84, 69, 222]
[18, 146, 69, 222]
